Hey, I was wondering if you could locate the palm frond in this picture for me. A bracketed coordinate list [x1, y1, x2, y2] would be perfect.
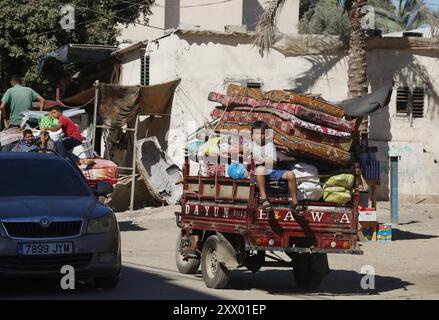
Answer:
[414, 0, 439, 37]
[253, 0, 286, 56]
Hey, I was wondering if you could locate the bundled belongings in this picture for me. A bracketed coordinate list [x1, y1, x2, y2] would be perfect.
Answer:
[323, 174, 355, 204]
[0, 128, 22, 149]
[209, 84, 357, 166]
[80, 158, 119, 185]
[203, 84, 369, 205]
[292, 163, 324, 201]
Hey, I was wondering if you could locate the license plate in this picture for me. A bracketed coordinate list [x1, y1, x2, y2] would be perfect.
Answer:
[18, 242, 73, 256]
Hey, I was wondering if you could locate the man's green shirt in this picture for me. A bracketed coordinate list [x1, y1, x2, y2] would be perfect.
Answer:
[1, 85, 40, 126]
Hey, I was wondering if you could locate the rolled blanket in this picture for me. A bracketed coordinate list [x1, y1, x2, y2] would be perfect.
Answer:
[226, 84, 345, 118]
[209, 92, 356, 132]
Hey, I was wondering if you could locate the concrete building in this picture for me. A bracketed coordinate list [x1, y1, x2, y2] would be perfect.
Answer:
[117, 0, 300, 43]
[114, 12, 439, 203]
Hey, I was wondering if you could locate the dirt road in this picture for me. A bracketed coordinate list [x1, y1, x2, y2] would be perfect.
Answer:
[1, 202, 438, 299]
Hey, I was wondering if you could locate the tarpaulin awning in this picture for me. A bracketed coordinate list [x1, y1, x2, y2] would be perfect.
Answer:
[37, 44, 117, 74]
[62, 87, 95, 106]
[98, 79, 181, 128]
[337, 85, 393, 117]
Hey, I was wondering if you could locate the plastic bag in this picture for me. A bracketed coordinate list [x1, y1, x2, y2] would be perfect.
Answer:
[39, 116, 58, 129]
[325, 174, 354, 189]
[323, 190, 352, 204]
[292, 163, 323, 201]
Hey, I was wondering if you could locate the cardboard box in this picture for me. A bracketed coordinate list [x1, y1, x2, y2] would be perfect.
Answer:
[377, 223, 392, 242]
[359, 209, 377, 222]
[358, 221, 377, 242]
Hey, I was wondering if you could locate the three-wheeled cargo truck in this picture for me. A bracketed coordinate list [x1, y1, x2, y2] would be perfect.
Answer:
[175, 154, 363, 290]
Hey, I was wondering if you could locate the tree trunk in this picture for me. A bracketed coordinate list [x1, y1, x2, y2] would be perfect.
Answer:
[348, 0, 368, 97]
[348, 0, 369, 133]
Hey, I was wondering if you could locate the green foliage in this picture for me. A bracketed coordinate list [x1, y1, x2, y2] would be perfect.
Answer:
[298, 0, 428, 36]
[299, 0, 319, 18]
[298, 0, 349, 37]
[374, 0, 428, 32]
[0, 0, 154, 96]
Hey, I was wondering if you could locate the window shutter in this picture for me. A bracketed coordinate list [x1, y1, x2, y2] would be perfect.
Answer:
[412, 87, 424, 118]
[140, 55, 150, 86]
[396, 86, 424, 118]
[396, 86, 410, 115]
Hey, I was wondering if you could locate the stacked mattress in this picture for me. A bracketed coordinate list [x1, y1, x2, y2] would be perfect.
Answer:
[209, 84, 358, 166]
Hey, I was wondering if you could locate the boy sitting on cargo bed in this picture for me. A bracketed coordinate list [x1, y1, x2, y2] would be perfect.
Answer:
[252, 121, 302, 213]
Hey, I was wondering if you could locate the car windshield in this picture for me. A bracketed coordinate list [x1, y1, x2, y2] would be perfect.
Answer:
[0, 159, 92, 197]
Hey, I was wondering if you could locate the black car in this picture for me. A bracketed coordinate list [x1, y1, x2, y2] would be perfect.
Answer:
[0, 152, 121, 288]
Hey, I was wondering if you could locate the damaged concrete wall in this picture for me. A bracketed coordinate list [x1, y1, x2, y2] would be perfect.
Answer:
[368, 49, 439, 202]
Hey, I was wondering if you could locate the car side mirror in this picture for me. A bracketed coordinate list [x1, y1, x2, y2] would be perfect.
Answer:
[95, 181, 114, 197]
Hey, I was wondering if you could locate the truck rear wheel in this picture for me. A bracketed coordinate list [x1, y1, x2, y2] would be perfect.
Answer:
[175, 234, 200, 274]
[201, 235, 230, 289]
[293, 253, 328, 291]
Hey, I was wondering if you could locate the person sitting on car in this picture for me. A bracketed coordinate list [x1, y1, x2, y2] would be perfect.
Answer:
[11, 129, 39, 152]
[251, 121, 302, 213]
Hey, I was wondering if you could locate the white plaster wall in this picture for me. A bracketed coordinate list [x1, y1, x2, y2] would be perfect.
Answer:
[276, 0, 300, 34]
[117, 0, 167, 43]
[368, 49, 439, 201]
[117, 0, 300, 43]
[179, 0, 243, 30]
[119, 49, 144, 85]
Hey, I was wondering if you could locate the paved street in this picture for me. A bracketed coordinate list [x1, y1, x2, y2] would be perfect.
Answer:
[1, 202, 439, 300]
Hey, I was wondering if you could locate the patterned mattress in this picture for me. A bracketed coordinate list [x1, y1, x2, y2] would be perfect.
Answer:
[226, 84, 345, 118]
[209, 92, 356, 133]
[211, 108, 351, 138]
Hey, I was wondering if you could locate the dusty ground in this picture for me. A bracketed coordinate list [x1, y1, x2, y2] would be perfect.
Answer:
[1, 201, 438, 299]
[115, 201, 439, 300]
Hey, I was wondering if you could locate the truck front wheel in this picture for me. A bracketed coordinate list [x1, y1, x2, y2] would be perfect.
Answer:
[201, 235, 230, 289]
[175, 234, 201, 274]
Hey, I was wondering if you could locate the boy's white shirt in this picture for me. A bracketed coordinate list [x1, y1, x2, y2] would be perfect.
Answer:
[251, 140, 277, 165]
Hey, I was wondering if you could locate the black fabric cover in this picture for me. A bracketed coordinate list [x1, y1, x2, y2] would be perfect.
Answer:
[337, 85, 393, 117]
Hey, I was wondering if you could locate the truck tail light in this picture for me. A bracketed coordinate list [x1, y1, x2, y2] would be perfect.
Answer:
[255, 238, 279, 247]
[323, 239, 352, 250]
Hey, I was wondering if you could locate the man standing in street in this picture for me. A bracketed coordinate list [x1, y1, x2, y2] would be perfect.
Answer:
[0, 75, 45, 129]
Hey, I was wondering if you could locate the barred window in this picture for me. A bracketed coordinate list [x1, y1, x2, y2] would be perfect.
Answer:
[140, 55, 150, 86]
[396, 86, 424, 118]
[246, 82, 262, 89]
[224, 78, 263, 90]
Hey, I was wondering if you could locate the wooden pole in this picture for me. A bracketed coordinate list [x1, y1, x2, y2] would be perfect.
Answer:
[130, 114, 140, 212]
[91, 80, 99, 154]
[390, 156, 399, 224]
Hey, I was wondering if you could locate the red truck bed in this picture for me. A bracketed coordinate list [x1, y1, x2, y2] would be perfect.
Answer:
[176, 157, 363, 290]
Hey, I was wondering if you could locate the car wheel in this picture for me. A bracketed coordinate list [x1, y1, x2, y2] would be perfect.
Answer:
[201, 235, 230, 289]
[94, 275, 120, 289]
[175, 233, 200, 274]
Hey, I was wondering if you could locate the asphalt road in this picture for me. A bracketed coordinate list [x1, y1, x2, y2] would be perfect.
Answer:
[1, 203, 439, 300]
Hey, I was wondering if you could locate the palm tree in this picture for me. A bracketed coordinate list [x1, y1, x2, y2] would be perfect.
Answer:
[255, 0, 369, 98]
[344, 0, 368, 98]
[374, 0, 431, 33]
[255, 0, 439, 98]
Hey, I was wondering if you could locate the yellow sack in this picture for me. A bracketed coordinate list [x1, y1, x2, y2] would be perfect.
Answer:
[201, 137, 221, 156]
[323, 190, 352, 204]
[324, 186, 347, 193]
[325, 174, 355, 189]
